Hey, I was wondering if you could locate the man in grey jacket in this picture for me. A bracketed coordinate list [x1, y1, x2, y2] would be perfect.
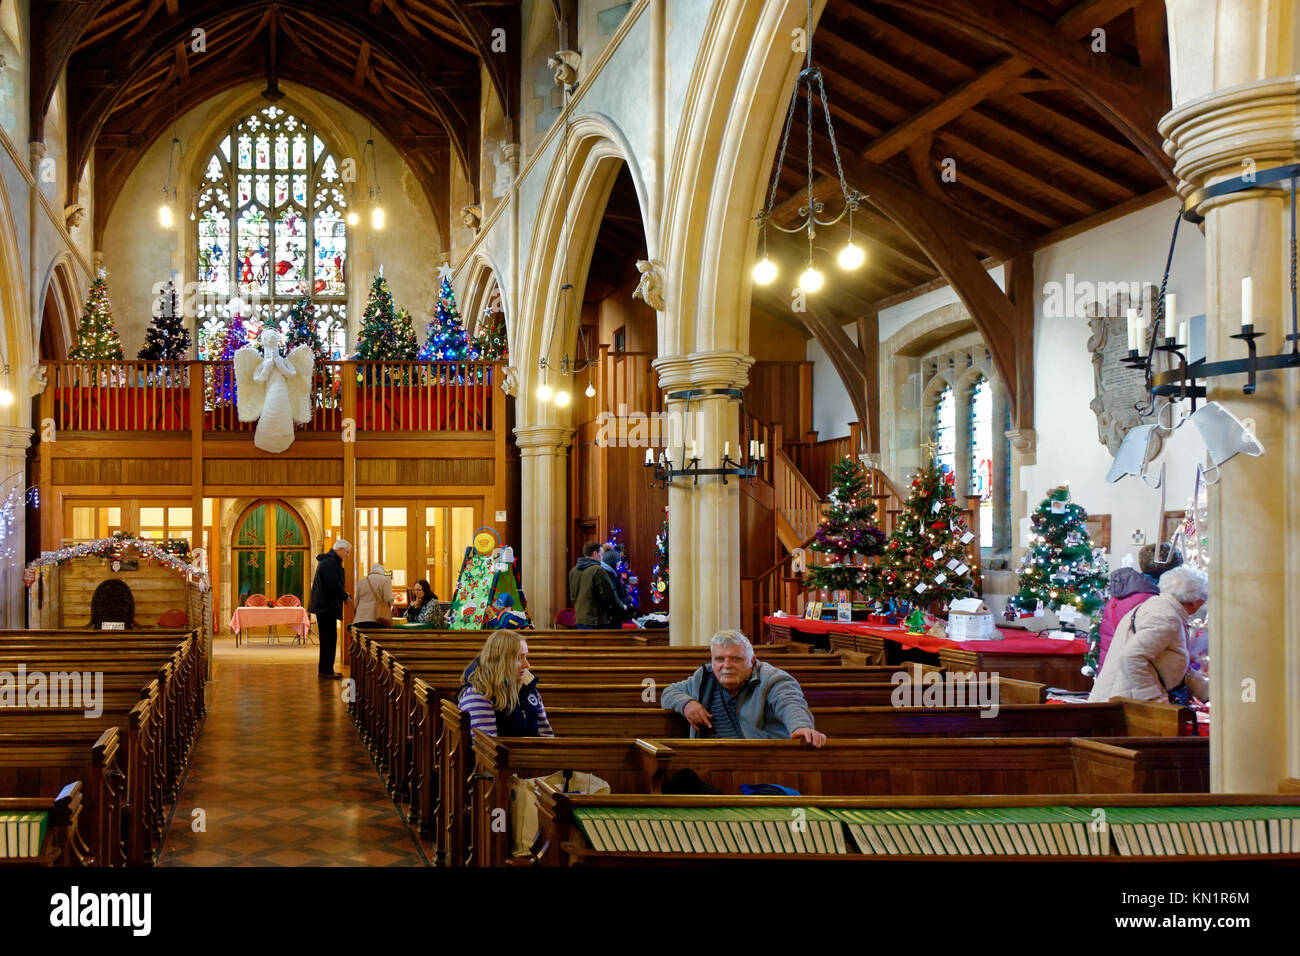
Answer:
[661, 630, 827, 746]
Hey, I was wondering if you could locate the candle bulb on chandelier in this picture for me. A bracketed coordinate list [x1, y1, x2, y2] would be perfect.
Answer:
[644, 448, 652, 466]
[1241, 275, 1253, 328]
[723, 441, 729, 459]
[1126, 308, 1138, 352]
[1164, 293, 1176, 341]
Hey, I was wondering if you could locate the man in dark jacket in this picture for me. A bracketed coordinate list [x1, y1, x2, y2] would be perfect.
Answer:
[568, 541, 622, 628]
[308, 539, 352, 678]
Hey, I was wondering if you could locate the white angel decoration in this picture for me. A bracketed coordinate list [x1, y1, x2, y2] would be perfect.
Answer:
[233, 328, 314, 453]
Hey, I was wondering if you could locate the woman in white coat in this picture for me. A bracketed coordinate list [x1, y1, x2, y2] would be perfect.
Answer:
[1089, 565, 1208, 703]
[352, 562, 394, 628]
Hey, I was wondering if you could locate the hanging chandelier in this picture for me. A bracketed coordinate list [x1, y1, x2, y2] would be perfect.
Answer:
[752, 0, 865, 292]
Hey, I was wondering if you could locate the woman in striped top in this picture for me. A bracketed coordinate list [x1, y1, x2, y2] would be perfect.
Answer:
[457, 630, 555, 737]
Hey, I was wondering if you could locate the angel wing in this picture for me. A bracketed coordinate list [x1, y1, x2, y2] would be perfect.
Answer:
[285, 345, 315, 424]
[233, 346, 267, 422]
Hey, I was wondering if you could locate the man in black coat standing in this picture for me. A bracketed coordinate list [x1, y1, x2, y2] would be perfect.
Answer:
[309, 539, 352, 679]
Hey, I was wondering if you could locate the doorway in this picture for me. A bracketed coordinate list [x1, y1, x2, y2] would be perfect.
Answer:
[230, 500, 311, 608]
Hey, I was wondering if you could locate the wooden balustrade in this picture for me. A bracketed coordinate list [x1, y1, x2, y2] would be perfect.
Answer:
[42, 360, 499, 436]
[773, 447, 822, 545]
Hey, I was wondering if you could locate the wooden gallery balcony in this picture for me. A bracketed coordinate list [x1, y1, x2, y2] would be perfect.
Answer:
[35, 360, 510, 539]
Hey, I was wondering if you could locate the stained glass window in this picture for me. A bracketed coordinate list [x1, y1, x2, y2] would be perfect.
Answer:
[195, 106, 348, 358]
[933, 384, 955, 478]
[970, 375, 993, 548]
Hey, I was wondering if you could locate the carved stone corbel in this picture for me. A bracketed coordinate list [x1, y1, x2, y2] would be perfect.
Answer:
[28, 364, 48, 397]
[632, 259, 666, 312]
[460, 204, 482, 231]
[1004, 428, 1036, 454]
[548, 51, 581, 90]
[501, 365, 520, 397]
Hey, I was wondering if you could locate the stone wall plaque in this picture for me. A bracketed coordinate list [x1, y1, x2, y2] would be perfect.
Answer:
[1086, 286, 1167, 458]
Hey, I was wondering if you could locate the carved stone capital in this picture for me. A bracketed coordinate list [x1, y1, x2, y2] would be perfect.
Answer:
[0, 425, 34, 454]
[1004, 427, 1036, 454]
[653, 350, 755, 394]
[513, 423, 574, 456]
[1160, 77, 1300, 202]
[632, 259, 666, 312]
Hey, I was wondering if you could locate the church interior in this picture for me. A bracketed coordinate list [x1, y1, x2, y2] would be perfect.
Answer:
[0, 0, 1298, 897]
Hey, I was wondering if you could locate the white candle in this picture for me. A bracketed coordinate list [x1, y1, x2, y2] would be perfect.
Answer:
[723, 441, 729, 459]
[1241, 275, 1253, 328]
[1178, 321, 1188, 347]
[1126, 308, 1138, 351]
[750, 439, 758, 458]
[1164, 293, 1176, 341]
[645, 448, 652, 466]
[689, 441, 697, 459]
[760, 442, 766, 460]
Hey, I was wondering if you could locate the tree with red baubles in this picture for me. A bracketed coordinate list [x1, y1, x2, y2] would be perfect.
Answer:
[803, 457, 887, 597]
[879, 450, 976, 608]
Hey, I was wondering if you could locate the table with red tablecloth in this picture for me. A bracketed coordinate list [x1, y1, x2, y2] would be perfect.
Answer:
[764, 615, 1093, 691]
[230, 606, 312, 646]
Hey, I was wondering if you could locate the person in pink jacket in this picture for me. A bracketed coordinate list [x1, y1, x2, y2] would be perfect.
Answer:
[1098, 544, 1182, 669]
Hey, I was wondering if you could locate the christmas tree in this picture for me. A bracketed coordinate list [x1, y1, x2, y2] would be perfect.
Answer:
[1008, 485, 1109, 667]
[69, 272, 125, 360]
[605, 528, 638, 610]
[650, 507, 668, 605]
[804, 457, 887, 597]
[217, 314, 252, 360]
[419, 275, 480, 361]
[473, 307, 507, 361]
[138, 280, 190, 360]
[284, 295, 329, 366]
[879, 454, 977, 608]
[354, 274, 418, 362]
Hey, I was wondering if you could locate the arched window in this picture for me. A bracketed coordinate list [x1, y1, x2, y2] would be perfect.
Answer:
[969, 375, 993, 548]
[196, 105, 348, 358]
[933, 384, 956, 477]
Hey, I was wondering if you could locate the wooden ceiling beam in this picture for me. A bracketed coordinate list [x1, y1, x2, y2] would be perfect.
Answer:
[173, 42, 190, 85]
[122, 0, 168, 40]
[353, 40, 372, 88]
[33, 0, 110, 144]
[443, 0, 521, 142]
[871, 0, 1175, 189]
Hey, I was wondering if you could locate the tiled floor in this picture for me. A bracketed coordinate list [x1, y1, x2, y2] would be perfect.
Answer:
[160, 638, 426, 866]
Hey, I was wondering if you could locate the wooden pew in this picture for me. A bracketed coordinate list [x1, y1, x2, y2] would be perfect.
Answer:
[0, 728, 122, 866]
[0, 782, 84, 866]
[532, 790, 1300, 864]
[470, 734, 1209, 866]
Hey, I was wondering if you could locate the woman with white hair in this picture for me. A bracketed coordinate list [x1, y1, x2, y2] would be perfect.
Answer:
[1089, 565, 1209, 703]
[352, 562, 394, 628]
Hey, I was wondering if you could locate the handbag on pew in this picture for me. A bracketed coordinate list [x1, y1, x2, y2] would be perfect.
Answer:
[509, 770, 611, 857]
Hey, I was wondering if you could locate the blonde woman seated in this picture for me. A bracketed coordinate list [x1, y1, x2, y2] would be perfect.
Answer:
[457, 630, 555, 737]
[1089, 565, 1209, 703]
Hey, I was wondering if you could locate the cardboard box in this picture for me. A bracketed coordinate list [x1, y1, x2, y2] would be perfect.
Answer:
[946, 597, 997, 641]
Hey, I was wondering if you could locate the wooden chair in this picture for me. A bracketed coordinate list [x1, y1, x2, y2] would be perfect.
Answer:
[274, 594, 303, 643]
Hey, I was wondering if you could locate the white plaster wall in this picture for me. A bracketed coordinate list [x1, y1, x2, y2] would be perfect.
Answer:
[102, 83, 442, 357]
[0, 0, 28, 148]
[1025, 197, 1208, 567]
[808, 324, 855, 440]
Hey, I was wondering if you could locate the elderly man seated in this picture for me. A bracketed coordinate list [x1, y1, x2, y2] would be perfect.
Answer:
[661, 629, 827, 746]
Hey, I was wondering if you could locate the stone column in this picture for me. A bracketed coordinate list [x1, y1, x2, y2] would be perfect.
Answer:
[513, 423, 573, 628]
[1161, 0, 1300, 791]
[653, 351, 754, 646]
[0, 426, 34, 627]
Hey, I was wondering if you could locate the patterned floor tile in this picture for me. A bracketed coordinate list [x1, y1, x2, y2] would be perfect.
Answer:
[159, 648, 426, 867]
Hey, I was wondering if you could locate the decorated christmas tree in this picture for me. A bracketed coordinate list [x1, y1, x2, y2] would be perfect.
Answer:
[69, 272, 125, 360]
[217, 314, 252, 360]
[419, 275, 480, 361]
[605, 528, 638, 609]
[1008, 484, 1109, 668]
[804, 457, 887, 597]
[473, 306, 507, 361]
[879, 453, 977, 608]
[138, 280, 190, 360]
[650, 507, 668, 606]
[354, 273, 418, 361]
[284, 295, 329, 366]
